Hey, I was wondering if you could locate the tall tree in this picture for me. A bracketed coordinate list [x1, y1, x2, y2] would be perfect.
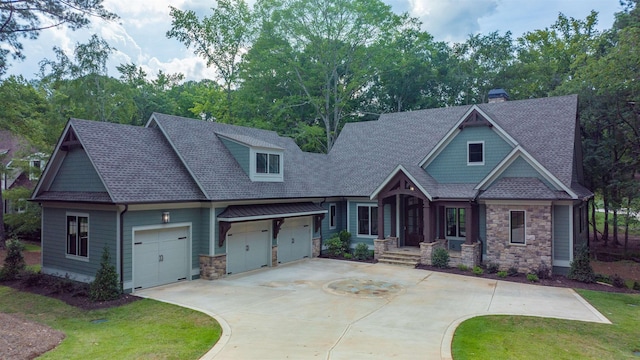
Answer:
[167, 0, 256, 121]
[0, 0, 117, 76]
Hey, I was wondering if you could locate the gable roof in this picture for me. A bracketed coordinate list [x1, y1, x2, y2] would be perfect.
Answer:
[33, 94, 588, 205]
[33, 119, 206, 204]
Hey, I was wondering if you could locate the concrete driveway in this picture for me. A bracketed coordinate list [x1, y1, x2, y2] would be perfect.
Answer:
[137, 258, 610, 359]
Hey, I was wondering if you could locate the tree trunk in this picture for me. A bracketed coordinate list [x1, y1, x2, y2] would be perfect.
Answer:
[624, 197, 630, 253]
[591, 198, 598, 242]
[612, 209, 619, 246]
[0, 188, 5, 250]
[603, 191, 609, 246]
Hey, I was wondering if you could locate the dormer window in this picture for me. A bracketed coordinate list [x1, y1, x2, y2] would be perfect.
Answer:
[467, 141, 484, 165]
[250, 148, 284, 182]
[256, 153, 280, 174]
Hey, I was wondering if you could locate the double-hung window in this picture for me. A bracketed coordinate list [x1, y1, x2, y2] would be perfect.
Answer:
[329, 204, 337, 229]
[510, 210, 526, 244]
[67, 214, 89, 258]
[446, 208, 466, 238]
[357, 205, 378, 237]
[467, 141, 484, 165]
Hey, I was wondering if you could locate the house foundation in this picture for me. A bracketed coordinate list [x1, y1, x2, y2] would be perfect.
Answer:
[461, 242, 481, 268]
[312, 237, 322, 257]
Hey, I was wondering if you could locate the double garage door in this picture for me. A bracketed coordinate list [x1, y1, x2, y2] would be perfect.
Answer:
[133, 227, 189, 290]
[226, 217, 312, 275]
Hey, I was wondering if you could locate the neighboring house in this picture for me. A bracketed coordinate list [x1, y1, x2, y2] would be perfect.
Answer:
[0, 130, 47, 214]
[31, 92, 591, 292]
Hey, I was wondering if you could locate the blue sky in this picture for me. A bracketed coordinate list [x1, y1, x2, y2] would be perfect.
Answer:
[5, 0, 622, 82]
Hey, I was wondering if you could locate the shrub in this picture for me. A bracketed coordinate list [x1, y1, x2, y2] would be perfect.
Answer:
[353, 243, 371, 260]
[536, 264, 551, 280]
[339, 230, 351, 252]
[89, 246, 122, 302]
[457, 264, 470, 271]
[611, 274, 626, 288]
[343, 252, 353, 259]
[0, 238, 25, 280]
[633, 281, 640, 291]
[484, 262, 499, 274]
[567, 244, 595, 283]
[325, 237, 346, 257]
[595, 273, 611, 284]
[22, 270, 45, 287]
[52, 274, 75, 294]
[507, 267, 519, 277]
[497, 271, 507, 278]
[472, 266, 484, 276]
[431, 248, 449, 268]
[527, 273, 539, 282]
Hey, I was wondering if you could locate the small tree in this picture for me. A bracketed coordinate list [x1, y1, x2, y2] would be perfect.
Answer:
[431, 247, 450, 268]
[567, 244, 595, 283]
[89, 246, 121, 301]
[0, 238, 25, 280]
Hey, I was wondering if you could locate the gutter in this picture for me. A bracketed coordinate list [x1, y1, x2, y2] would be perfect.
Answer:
[119, 204, 128, 289]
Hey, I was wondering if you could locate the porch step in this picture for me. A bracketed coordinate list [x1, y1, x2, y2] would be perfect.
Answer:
[378, 250, 421, 268]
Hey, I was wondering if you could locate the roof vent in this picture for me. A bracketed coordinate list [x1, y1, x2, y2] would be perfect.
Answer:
[488, 88, 509, 103]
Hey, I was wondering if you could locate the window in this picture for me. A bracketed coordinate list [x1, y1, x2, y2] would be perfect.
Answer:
[446, 208, 466, 238]
[357, 205, 378, 236]
[29, 159, 42, 180]
[329, 204, 337, 229]
[67, 214, 89, 258]
[256, 152, 280, 174]
[510, 210, 525, 244]
[467, 141, 484, 165]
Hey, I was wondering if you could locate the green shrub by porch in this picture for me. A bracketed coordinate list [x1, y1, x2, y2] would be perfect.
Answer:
[325, 237, 346, 257]
[354, 243, 370, 260]
[567, 244, 595, 283]
[89, 246, 121, 301]
[432, 247, 450, 268]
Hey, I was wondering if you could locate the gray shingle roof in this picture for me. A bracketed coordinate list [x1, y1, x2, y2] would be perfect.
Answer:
[218, 202, 326, 220]
[150, 113, 333, 201]
[34, 191, 113, 203]
[478, 178, 571, 200]
[33, 94, 589, 204]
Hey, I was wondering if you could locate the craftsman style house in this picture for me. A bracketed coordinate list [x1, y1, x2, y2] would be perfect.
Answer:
[31, 92, 591, 292]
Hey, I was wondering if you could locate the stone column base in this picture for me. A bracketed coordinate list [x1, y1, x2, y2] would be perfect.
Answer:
[461, 242, 481, 268]
[312, 237, 321, 257]
[272, 245, 278, 267]
[419, 239, 445, 265]
[199, 254, 226, 280]
[374, 237, 399, 260]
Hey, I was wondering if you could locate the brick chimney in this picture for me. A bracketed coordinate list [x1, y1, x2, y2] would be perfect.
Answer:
[488, 88, 509, 103]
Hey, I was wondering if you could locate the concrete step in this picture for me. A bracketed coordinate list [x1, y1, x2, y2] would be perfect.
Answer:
[382, 251, 421, 260]
[377, 258, 418, 267]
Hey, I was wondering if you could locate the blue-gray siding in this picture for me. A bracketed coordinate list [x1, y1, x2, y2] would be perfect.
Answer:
[496, 156, 556, 189]
[426, 126, 513, 183]
[123, 207, 209, 282]
[321, 201, 346, 240]
[220, 138, 250, 175]
[42, 207, 117, 278]
[50, 148, 106, 192]
[553, 205, 570, 261]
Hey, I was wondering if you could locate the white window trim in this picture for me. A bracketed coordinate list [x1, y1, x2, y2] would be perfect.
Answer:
[249, 148, 284, 182]
[467, 141, 485, 166]
[509, 210, 526, 245]
[65, 212, 90, 262]
[356, 204, 378, 238]
[329, 203, 337, 229]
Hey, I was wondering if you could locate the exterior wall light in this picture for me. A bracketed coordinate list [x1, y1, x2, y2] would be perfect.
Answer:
[162, 211, 170, 224]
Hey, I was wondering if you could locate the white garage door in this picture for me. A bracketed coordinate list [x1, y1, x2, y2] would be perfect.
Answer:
[226, 221, 270, 275]
[134, 226, 189, 290]
[277, 217, 311, 264]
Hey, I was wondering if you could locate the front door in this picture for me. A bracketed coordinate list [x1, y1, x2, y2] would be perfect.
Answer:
[404, 197, 423, 246]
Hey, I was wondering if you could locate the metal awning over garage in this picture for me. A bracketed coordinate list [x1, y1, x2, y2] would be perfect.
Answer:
[218, 202, 327, 222]
[217, 202, 327, 247]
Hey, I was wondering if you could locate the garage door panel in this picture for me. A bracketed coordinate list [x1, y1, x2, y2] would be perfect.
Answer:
[226, 222, 270, 275]
[278, 217, 311, 264]
[134, 242, 159, 289]
[133, 226, 189, 290]
[159, 237, 188, 283]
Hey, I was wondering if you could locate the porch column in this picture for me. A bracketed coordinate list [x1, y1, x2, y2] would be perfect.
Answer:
[465, 204, 475, 244]
[390, 198, 397, 237]
[422, 200, 432, 243]
[377, 196, 385, 240]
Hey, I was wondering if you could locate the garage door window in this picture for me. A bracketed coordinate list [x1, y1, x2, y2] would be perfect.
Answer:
[67, 214, 89, 259]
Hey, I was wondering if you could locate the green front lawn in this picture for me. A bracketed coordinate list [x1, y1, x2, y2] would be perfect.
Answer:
[0, 286, 221, 359]
[452, 290, 640, 359]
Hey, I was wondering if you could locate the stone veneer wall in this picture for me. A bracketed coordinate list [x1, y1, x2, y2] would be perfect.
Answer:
[373, 237, 398, 260]
[272, 245, 278, 267]
[312, 237, 321, 257]
[419, 240, 445, 265]
[199, 254, 226, 280]
[485, 203, 552, 274]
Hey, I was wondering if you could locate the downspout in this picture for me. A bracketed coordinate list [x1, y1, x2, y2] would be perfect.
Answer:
[119, 204, 128, 289]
